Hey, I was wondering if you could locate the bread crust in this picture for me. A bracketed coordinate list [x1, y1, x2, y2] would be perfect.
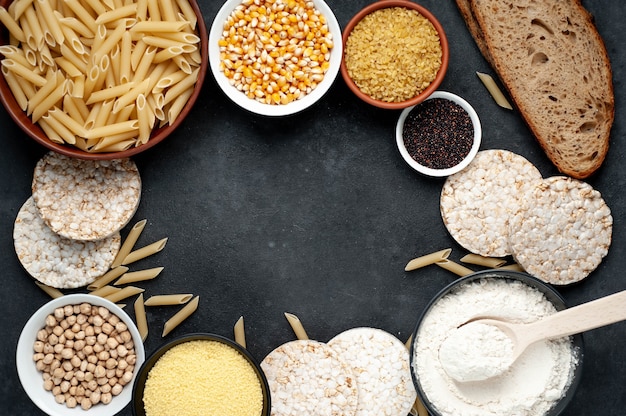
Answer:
[464, 0, 614, 179]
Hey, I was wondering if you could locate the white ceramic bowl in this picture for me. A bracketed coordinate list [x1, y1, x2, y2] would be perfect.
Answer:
[16, 294, 145, 416]
[208, 0, 342, 116]
[396, 91, 481, 177]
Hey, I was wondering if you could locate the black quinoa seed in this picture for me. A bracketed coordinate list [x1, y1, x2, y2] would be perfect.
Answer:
[402, 98, 474, 170]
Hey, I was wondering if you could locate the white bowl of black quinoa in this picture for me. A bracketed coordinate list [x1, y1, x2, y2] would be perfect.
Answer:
[396, 91, 481, 177]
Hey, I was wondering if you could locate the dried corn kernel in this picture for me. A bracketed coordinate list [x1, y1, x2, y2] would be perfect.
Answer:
[218, 0, 333, 105]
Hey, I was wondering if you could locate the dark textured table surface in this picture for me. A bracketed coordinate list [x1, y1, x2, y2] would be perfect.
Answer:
[1, 0, 624, 415]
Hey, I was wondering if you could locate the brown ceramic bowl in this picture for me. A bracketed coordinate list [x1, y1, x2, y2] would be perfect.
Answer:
[341, 0, 449, 110]
[0, 0, 208, 160]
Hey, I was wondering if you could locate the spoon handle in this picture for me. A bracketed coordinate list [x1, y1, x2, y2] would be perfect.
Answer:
[524, 289, 626, 345]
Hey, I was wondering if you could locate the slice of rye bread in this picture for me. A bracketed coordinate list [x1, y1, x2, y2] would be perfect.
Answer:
[465, 0, 614, 179]
[455, 0, 493, 64]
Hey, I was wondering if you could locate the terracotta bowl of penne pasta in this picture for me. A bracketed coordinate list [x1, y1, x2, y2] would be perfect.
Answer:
[131, 333, 271, 415]
[208, 0, 342, 116]
[16, 293, 145, 415]
[0, 0, 208, 159]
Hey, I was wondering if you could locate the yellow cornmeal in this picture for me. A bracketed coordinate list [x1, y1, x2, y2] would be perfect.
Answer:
[143, 340, 264, 416]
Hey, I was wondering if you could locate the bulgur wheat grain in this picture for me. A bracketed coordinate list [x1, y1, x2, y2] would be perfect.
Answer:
[345, 7, 442, 103]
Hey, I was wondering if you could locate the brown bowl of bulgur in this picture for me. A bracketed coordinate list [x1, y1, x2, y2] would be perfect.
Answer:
[341, 0, 449, 109]
[131, 333, 270, 416]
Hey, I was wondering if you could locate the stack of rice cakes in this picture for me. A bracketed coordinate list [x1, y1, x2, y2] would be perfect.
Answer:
[13, 152, 141, 289]
[260, 327, 416, 416]
[440, 149, 612, 285]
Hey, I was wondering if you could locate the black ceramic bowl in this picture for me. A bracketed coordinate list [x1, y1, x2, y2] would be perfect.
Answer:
[132, 333, 271, 416]
[409, 270, 583, 416]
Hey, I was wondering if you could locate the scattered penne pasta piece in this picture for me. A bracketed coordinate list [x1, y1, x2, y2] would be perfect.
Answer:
[144, 294, 193, 306]
[234, 316, 246, 348]
[87, 266, 129, 291]
[122, 237, 168, 265]
[35, 281, 63, 298]
[114, 266, 164, 285]
[405, 248, 452, 271]
[498, 263, 526, 272]
[476, 71, 513, 110]
[284, 312, 309, 340]
[460, 253, 507, 268]
[90, 285, 122, 298]
[104, 285, 144, 303]
[436, 259, 475, 277]
[134, 293, 148, 342]
[162, 296, 199, 337]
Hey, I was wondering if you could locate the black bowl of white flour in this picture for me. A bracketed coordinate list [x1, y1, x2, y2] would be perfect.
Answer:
[410, 270, 583, 416]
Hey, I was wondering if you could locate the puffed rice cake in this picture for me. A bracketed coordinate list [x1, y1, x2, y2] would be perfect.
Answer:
[31, 152, 141, 241]
[261, 340, 358, 416]
[508, 176, 612, 285]
[327, 327, 417, 416]
[440, 149, 542, 257]
[13, 197, 121, 289]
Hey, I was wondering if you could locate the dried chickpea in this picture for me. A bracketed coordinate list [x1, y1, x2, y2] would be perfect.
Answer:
[32, 303, 136, 411]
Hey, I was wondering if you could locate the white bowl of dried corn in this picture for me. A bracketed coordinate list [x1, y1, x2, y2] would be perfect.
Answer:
[208, 0, 342, 116]
[16, 294, 145, 416]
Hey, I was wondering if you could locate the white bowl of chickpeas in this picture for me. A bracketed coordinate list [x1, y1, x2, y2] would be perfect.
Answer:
[16, 294, 145, 416]
[208, 0, 342, 116]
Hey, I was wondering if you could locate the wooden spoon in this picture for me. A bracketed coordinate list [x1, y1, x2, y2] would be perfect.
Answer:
[440, 289, 626, 382]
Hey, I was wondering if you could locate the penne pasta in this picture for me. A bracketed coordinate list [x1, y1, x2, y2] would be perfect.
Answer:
[85, 81, 135, 105]
[175, 0, 197, 29]
[460, 253, 507, 269]
[436, 259, 475, 277]
[405, 248, 452, 271]
[111, 219, 147, 268]
[234, 316, 246, 348]
[119, 30, 132, 83]
[136, 94, 153, 144]
[2, 59, 47, 87]
[498, 263, 526, 272]
[112, 77, 150, 113]
[163, 67, 198, 106]
[130, 21, 189, 33]
[47, 107, 88, 137]
[90, 285, 122, 298]
[104, 285, 144, 303]
[114, 266, 164, 285]
[63, 0, 97, 34]
[35, 281, 64, 298]
[83, 119, 139, 139]
[83, 0, 108, 15]
[87, 266, 129, 291]
[0, 7, 26, 43]
[134, 293, 149, 342]
[40, 112, 76, 144]
[144, 294, 193, 306]
[37, 118, 64, 144]
[92, 21, 127, 63]
[476, 72, 513, 110]
[162, 296, 199, 337]
[166, 86, 192, 124]
[23, 5, 45, 50]
[2, 67, 29, 110]
[91, 139, 135, 152]
[95, 3, 138, 25]
[122, 237, 168, 265]
[284, 312, 309, 340]
[36, 0, 65, 46]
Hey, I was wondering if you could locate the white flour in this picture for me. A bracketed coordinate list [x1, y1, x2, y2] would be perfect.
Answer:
[438, 321, 514, 382]
[413, 277, 578, 416]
